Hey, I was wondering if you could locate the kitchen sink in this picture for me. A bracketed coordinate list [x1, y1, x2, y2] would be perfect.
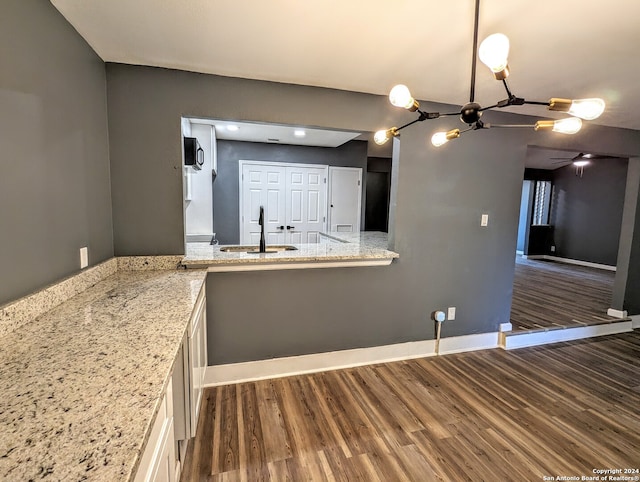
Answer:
[219, 245, 298, 254]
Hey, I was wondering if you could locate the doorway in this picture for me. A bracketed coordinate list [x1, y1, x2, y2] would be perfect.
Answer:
[510, 146, 629, 332]
[328, 166, 362, 232]
[239, 161, 328, 244]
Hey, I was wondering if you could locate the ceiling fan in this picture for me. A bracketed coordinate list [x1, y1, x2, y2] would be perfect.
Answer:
[550, 152, 618, 177]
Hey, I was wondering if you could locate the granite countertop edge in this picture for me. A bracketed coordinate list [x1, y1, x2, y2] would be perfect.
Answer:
[182, 231, 399, 266]
[0, 266, 208, 482]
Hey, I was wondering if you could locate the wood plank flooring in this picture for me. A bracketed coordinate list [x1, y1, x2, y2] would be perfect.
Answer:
[510, 256, 619, 331]
[180, 331, 640, 481]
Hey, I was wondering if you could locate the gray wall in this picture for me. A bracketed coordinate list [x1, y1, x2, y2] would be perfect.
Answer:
[105, 64, 640, 365]
[0, 0, 113, 306]
[213, 139, 368, 245]
[614, 158, 640, 313]
[549, 158, 628, 266]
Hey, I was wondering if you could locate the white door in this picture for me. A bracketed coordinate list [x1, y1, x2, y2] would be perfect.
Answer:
[285, 165, 327, 243]
[241, 163, 286, 245]
[240, 161, 327, 244]
[328, 166, 362, 232]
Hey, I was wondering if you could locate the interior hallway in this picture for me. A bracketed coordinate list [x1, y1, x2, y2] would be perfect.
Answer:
[510, 256, 620, 332]
[180, 331, 640, 481]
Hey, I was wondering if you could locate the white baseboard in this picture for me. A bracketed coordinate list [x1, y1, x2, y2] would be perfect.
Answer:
[632, 315, 640, 329]
[204, 332, 499, 386]
[501, 321, 632, 350]
[438, 332, 498, 355]
[499, 322, 513, 332]
[607, 308, 628, 318]
[522, 255, 616, 272]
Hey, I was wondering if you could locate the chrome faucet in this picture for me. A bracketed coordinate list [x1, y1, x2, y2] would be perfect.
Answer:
[259, 206, 266, 253]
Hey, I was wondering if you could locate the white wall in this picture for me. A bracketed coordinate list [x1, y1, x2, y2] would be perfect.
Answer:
[184, 122, 216, 239]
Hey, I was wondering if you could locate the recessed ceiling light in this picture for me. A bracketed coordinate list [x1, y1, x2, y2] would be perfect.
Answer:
[226, 125, 239, 132]
[294, 129, 306, 137]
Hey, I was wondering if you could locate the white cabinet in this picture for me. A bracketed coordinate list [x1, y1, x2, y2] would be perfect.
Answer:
[188, 286, 207, 436]
[134, 379, 176, 482]
[136, 283, 207, 482]
[171, 284, 207, 471]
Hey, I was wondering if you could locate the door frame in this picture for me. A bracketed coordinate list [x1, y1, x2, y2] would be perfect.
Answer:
[238, 160, 329, 244]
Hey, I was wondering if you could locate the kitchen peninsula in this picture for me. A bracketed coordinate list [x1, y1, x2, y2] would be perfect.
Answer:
[182, 231, 399, 270]
[0, 232, 397, 481]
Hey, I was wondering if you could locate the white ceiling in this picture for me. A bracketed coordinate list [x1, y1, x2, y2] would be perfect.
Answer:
[51, 0, 640, 132]
[188, 118, 362, 148]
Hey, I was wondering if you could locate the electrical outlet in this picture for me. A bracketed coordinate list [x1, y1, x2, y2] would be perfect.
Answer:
[80, 247, 88, 269]
[481, 214, 489, 227]
[447, 307, 456, 321]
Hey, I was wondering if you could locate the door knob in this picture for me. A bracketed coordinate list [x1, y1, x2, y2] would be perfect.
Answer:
[286, 225, 295, 230]
[276, 225, 285, 230]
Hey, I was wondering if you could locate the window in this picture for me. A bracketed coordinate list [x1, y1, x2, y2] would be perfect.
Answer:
[532, 181, 552, 225]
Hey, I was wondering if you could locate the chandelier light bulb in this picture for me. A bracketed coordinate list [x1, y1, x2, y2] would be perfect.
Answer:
[567, 98, 606, 120]
[374, 127, 398, 145]
[536, 118, 583, 134]
[374, 129, 390, 145]
[389, 84, 419, 111]
[431, 129, 460, 147]
[431, 132, 448, 147]
[553, 117, 583, 134]
[548, 98, 605, 120]
[479, 33, 510, 79]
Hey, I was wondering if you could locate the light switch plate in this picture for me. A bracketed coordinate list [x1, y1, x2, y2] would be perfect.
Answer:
[481, 214, 489, 227]
[80, 247, 88, 269]
[447, 307, 456, 320]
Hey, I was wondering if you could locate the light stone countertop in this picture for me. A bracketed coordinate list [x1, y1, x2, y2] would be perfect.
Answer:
[182, 231, 398, 267]
[0, 268, 207, 482]
[320, 231, 391, 249]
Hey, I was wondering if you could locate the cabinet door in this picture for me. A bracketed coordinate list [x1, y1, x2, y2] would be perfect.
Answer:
[147, 419, 176, 482]
[135, 380, 176, 482]
[189, 289, 206, 435]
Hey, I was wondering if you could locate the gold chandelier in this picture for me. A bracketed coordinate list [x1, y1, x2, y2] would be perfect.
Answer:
[374, 1, 605, 148]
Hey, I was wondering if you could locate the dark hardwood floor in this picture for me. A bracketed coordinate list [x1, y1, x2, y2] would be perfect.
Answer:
[510, 256, 619, 331]
[180, 331, 640, 481]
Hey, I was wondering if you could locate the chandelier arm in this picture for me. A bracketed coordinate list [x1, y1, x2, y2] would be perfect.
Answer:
[460, 125, 476, 134]
[469, 0, 481, 103]
[396, 117, 426, 132]
[502, 79, 514, 99]
[523, 100, 551, 107]
[485, 123, 535, 128]
[479, 103, 500, 111]
[416, 110, 442, 120]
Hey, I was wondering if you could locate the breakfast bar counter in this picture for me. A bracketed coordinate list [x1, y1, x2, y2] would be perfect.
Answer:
[182, 231, 399, 270]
